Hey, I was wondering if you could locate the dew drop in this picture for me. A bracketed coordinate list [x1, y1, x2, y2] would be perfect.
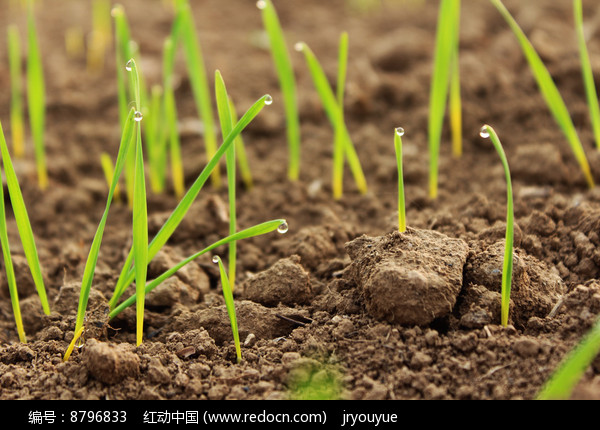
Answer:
[294, 42, 305, 52]
[134, 111, 143, 122]
[125, 59, 133, 71]
[277, 221, 289, 234]
[264, 95, 273, 105]
[110, 6, 121, 17]
[395, 127, 405, 137]
[256, 0, 267, 10]
[212, 255, 220, 264]
[480, 126, 490, 138]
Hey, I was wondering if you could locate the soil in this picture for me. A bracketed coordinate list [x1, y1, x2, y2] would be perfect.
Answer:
[1, 0, 600, 401]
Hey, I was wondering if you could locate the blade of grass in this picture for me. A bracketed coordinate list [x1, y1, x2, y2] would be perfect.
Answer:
[109, 94, 272, 309]
[7, 25, 25, 159]
[112, 4, 136, 206]
[72, 109, 136, 338]
[127, 59, 149, 346]
[0, 119, 50, 315]
[26, 0, 48, 190]
[62, 325, 85, 362]
[449, 5, 462, 159]
[100, 152, 121, 202]
[147, 85, 165, 194]
[574, 0, 600, 151]
[332, 32, 348, 200]
[87, 0, 112, 73]
[394, 128, 406, 233]
[491, 0, 595, 188]
[481, 125, 514, 326]
[258, 0, 301, 181]
[536, 316, 600, 399]
[0, 154, 26, 343]
[108, 219, 287, 320]
[428, 0, 460, 199]
[213, 255, 241, 363]
[175, 0, 220, 188]
[215, 70, 238, 290]
[296, 41, 367, 196]
[162, 36, 185, 198]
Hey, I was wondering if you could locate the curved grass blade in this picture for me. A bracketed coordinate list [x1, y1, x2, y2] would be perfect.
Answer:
[536, 317, 600, 399]
[0, 155, 26, 342]
[394, 128, 406, 233]
[481, 125, 513, 326]
[215, 70, 238, 290]
[214, 256, 241, 363]
[108, 219, 287, 319]
[73, 109, 136, 338]
[574, 0, 600, 151]
[7, 25, 25, 159]
[26, 0, 48, 190]
[297, 41, 367, 196]
[109, 94, 272, 308]
[0, 120, 49, 315]
[259, 0, 301, 181]
[175, 0, 220, 188]
[428, 0, 460, 199]
[491, 0, 594, 188]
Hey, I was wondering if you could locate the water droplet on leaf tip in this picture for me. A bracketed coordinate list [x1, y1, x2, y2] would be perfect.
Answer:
[134, 111, 143, 122]
[125, 59, 133, 71]
[264, 95, 273, 105]
[294, 42, 305, 52]
[395, 127, 405, 137]
[212, 255, 220, 263]
[480, 126, 490, 138]
[277, 221, 289, 234]
[256, 0, 266, 10]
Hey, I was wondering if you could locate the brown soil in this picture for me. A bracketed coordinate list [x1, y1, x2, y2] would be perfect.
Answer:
[1, 0, 600, 401]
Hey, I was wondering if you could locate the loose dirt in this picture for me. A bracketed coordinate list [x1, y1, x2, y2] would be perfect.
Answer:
[1, 0, 600, 400]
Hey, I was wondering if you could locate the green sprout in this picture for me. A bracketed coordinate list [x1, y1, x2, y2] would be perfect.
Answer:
[7, 25, 25, 159]
[175, 0, 220, 188]
[100, 152, 121, 203]
[127, 59, 149, 346]
[449, 10, 462, 159]
[536, 317, 600, 400]
[162, 36, 184, 198]
[108, 94, 272, 310]
[296, 39, 367, 198]
[480, 125, 513, 327]
[215, 70, 239, 290]
[491, 0, 595, 188]
[394, 127, 406, 233]
[87, 0, 112, 73]
[0, 119, 50, 317]
[574, 0, 600, 151]
[213, 256, 241, 363]
[26, 0, 48, 190]
[258, 0, 301, 182]
[333, 32, 349, 200]
[428, 0, 460, 199]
